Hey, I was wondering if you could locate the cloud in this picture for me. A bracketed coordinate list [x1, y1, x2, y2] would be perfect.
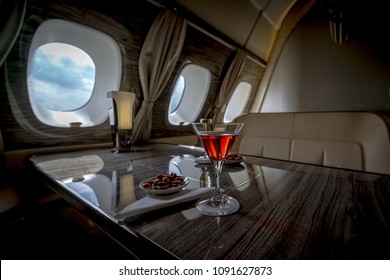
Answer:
[29, 46, 96, 111]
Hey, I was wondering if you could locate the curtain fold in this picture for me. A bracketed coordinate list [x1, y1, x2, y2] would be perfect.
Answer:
[0, 0, 26, 67]
[211, 49, 246, 123]
[132, 9, 187, 144]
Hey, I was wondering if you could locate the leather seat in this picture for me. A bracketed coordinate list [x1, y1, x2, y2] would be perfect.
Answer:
[232, 112, 390, 174]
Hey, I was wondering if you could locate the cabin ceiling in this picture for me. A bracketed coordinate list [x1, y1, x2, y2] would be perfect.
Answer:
[173, 0, 297, 61]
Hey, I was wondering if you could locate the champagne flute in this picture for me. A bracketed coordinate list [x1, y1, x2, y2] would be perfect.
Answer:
[192, 122, 244, 216]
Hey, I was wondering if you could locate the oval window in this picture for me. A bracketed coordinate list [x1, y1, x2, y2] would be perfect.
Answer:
[168, 64, 211, 125]
[223, 81, 252, 123]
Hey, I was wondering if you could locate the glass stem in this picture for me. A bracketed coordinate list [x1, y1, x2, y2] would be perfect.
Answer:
[211, 160, 223, 202]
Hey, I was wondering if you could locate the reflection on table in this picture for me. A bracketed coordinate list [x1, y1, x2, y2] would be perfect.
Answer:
[27, 143, 390, 260]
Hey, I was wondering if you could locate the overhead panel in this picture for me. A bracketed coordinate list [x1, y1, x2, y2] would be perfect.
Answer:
[263, 0, 297, 29]
[175, 0, 297, 61]
[175, 0, 259, 46]
[245, 16, 276, 61]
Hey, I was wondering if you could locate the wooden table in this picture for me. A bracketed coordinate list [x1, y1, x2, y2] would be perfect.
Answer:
[26, 143, 390, 259]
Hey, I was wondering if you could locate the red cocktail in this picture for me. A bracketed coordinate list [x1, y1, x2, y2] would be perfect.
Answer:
[200, 132, 237, 161]
[192, 122, 244, 216]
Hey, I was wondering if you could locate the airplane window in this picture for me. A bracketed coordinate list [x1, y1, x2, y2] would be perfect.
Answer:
[168, 64, 211, 125]
[27, 19, 121, 128]
[29, 43, 95, 112]
[168, 75, 185, 114]
[223, 81, 252, 123]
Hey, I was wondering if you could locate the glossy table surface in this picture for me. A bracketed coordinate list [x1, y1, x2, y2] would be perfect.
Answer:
[26, 143, 390, 259]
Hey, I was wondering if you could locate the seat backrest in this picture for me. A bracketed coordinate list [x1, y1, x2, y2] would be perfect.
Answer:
[232, 112, 390, 174]
[231, 113, 294, 160]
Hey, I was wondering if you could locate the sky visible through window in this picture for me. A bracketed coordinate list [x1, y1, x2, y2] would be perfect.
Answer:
[169, 75, 185, 114]
[29, 43, 96, 112]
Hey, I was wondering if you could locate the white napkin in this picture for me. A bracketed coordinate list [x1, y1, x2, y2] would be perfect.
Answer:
[115, 187, 214, 219]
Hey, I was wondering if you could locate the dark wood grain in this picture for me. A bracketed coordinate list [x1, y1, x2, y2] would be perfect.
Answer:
[26, 143, 390, 259]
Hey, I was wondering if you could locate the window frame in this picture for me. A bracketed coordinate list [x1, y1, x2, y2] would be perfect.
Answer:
[223, 81, 252, 123]
[168, 63, 211, 126]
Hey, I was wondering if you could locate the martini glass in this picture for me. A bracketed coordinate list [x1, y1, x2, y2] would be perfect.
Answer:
[192, 122, 244, 216]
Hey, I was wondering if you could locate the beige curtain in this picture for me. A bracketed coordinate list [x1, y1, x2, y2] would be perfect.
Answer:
[132, 9, 187, 144]
[211, 49, 246, 123]
[0, 0, 26, 67]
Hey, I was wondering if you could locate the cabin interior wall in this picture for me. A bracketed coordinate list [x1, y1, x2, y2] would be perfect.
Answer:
[261, 1, 390, 112]
[150, 25, 233, 139]
[0, 0, 264, 155]
[0, 0, 158, 151]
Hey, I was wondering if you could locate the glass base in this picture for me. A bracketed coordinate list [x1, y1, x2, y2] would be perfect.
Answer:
[196, 195, 240, 216]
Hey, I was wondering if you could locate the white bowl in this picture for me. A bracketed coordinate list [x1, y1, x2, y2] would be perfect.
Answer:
[139, 175, 189, 195]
